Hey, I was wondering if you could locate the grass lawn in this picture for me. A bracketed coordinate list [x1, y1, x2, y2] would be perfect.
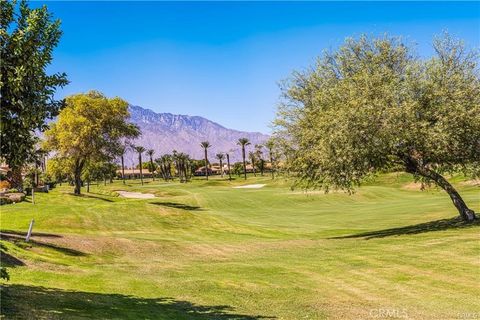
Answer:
[1, 173, 479, 319]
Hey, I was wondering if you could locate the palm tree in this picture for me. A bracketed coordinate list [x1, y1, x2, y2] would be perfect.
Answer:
[248, 151, 257, 177]
[237, 138, 250, 180]
[265, 140, 275, 179]
[255, 144, 265, 176]
[215, 153, 225, 177]
[146, 149, 156, 181]
[134, 146, 146, 185]
[225, 152, 232, 181]
[200, 141, 211, 180]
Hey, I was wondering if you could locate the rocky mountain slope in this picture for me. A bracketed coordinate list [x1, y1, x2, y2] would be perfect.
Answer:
[123, 105, 269, 165]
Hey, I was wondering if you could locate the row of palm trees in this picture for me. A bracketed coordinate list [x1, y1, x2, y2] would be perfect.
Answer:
[121, 137, 276, 185]
[200, 138, 275, 180]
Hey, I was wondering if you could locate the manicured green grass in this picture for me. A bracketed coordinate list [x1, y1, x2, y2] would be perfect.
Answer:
[1, 173, 479, 319]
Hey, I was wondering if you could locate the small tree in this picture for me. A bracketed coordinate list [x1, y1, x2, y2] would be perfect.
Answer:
[265, 139, 276, 179]
[134, 146, 146, 185]
[275, 34, 479, 222]
[146, 149, 156, 181]
[216, 153, 225, 177]
[237, 138, 251, 180]
[44, 91, 139, 195]
[200, 141, 211, 180]
[248, 151, 257, 177]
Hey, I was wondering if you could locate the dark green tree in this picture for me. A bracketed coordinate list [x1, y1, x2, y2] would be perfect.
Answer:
[1, 0, 69, 188]
[275, 34, 479, 222]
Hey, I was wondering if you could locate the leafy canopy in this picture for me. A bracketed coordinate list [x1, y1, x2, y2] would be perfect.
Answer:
[275, 34, 480, 192]
[0, 0, 68, 172]
[44, 91, 139, 167]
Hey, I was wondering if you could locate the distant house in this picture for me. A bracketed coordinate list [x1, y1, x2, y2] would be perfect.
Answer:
[116, 168, 154, 179]
[194, 166, 221, 176]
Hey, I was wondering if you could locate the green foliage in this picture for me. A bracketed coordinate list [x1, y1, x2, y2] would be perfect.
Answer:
[0, 0, 68, 183]
[275, 33, 479, 220]
[44, 91, 139, 194]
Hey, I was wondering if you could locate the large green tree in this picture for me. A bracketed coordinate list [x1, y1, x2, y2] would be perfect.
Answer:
[275, 34, 479, 222]
[44, 91, 139, 195]
[1, 0, 68, 188]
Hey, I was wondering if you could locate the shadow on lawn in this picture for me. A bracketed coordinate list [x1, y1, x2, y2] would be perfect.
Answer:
[150, 201, 203, 211]
[0, 232, 86, 257]
[332, 217, 480, 240]
[0, 284, 275, 319]
[67, 193, 114, 202]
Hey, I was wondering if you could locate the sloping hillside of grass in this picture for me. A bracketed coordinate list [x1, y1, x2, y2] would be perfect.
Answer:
[1, 173, 479, 319]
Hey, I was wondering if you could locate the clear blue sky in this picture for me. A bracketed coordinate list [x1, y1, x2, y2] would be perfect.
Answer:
[38, 1, 479, 134]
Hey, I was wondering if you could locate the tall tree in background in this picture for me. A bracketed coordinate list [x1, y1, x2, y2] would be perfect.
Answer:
[255, 144, 265, 176]
[146, 149, 156, 181]
[200, 141, 211, 180]
[248, 151, 257, 177]
[216, 153, 225, 177]
[44, 91, 139, 195]
[275, 34, 479, 222]
[237, 138, 250, 180]
[265, 139, 276, 179]
[226, 152, 232, 181]
[1, 0, 68, 188]
[134, 146, 146, 185]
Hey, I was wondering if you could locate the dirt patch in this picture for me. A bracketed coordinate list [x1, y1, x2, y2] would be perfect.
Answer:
[116, 191, 156, 199]
[459, 179, 480, 187]
[233, 184, 266, 189]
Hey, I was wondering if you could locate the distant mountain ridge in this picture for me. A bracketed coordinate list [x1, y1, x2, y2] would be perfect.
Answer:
[123, 105, 269, 165]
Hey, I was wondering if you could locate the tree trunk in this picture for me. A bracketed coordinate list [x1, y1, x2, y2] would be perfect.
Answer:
[270, 154, 274, 179]
[121, 155, 125, 184]
[150, 157, 155, 181]
[242, 148, 247, 180]
[9, 166, 23, 190]
[405, 159, 476, 222]
[204, 150, 209, 180]
[227, 154, 232, 181]
[139, 154, 144, 185]
[73, 159, 84, 195]
[87, 180, 90, 193]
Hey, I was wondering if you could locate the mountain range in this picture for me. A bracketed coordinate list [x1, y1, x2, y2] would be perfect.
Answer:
[123, 105, 269, 166]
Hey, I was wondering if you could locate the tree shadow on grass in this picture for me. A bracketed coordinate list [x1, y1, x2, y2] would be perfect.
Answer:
[0, 243, 25, 267]
[331, 217, 480, 240]
[150, 201, 203, 211]
[0, 232, 86, 257]
[65, 193, 114, 202]
[0, 284, 276, 320]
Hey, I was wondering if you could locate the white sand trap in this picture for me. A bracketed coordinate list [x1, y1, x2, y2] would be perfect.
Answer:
[233, 184, 266, 189]
[116, 191, 156, 199]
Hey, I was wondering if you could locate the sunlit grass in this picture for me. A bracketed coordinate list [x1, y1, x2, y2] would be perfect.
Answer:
[1, 173, 479, 319]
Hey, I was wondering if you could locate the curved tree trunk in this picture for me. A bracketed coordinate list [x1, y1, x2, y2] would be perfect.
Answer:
[405, 158, 476, 222]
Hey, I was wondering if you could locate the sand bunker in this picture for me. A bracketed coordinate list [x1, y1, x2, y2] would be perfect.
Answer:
[233, 184, 266, 189]
[116, 191, 156, 199]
